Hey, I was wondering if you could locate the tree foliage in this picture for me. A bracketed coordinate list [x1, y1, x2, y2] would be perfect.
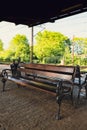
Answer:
[34, 30, 69, 62]
[70, 37, 87, 65]
[0, 30, 87, 66]
[0, 39, 4, 51]
[8, 34, 30, 61]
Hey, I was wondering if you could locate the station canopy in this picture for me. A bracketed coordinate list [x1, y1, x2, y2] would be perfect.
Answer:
[0, 0, 87, 27]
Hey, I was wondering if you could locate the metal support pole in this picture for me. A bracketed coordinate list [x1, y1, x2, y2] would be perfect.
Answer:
[72, 35, 75, 65]
[30, 26, 33, 63]
[72, 42, 74, 65]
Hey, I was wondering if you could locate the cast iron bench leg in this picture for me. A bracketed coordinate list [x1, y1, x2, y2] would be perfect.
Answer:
[1, 70, 8, 91]
[2, 78, 7, 92]
[55, 81, 63, 120]
[85, 75, 87, 99]
[85, 85, 87, 99]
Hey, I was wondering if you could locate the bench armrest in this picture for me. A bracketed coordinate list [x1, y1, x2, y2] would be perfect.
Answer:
[1, 69, 12, 78]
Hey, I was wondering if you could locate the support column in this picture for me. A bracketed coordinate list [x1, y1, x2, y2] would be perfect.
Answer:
[30, 26, 33, 63]
[72, 35, 75, 65]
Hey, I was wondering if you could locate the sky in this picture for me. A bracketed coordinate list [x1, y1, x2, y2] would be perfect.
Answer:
[0, 11, 87, 49]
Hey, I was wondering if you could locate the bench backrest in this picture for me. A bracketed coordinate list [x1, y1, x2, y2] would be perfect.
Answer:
[18, 63, 76, 81]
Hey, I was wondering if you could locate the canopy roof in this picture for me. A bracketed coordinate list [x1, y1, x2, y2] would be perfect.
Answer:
[0, 0, 87, 27]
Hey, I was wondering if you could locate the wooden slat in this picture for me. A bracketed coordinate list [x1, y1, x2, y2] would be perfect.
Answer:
[20, 63, 75, 74]
[8, 77, 56, 95]
[18, 63, 75, 81]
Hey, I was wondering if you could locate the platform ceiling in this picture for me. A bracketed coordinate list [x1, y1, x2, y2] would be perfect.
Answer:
[0, 0, 87, 27]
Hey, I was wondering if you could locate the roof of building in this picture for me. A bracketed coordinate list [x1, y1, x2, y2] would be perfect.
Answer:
[0, 0, 87, 26]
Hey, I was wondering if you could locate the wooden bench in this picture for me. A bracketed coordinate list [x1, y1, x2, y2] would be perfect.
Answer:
[1, 63, 87, 120]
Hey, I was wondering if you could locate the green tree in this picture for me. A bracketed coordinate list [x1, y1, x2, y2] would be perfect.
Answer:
[71, 37, 84, 55]
[71, 37, 87, 65]
[63, 46, 72, 65]
[8, 34, 30, 62]
[0, 39, 4, 51]
[34, 30, 69, 62]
